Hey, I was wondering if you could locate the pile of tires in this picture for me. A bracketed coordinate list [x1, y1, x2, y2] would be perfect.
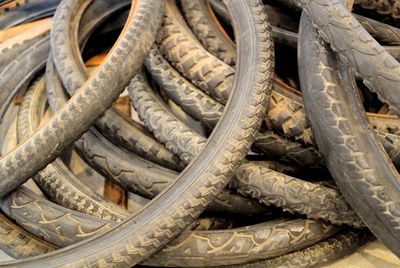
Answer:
[0, 0, 398, 266]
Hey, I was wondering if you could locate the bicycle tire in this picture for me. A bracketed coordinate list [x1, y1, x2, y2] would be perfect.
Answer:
[300, 0, 400, 116]
[0, 0, 274, 266]
[179, 0, 236, 66]
[146, 46, 323, 166]
[18, 75, 131, 222]
[0, 34, 49, 120]
[46, 57, 266, 215]
[50, 0, 182, 170]
[141, 219, 338, 267]
[234, 229, 372, 268]
[3, 2, 272, 267]
[0, 185, 336, 267]
[232, 161, 363, 227]
[0, 0, 163, 198]
[299, 11, 400, 256]
[129, 70, 362, 226]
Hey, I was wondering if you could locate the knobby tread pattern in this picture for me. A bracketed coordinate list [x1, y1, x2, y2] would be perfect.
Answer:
[3, 1, 275, 265]
[146, 45, 323, 166]
[232, 162, 364, 227]
[130, 73, 207, 165]
[146, 46, 224, 130]
[0, 0, 164, 198]
[147, 46, 400, 167]
[17, 75, 130, 222]
[14, 81, 276, 267]
[266, 88, 312, 144]
[0, 185, 336, 268]
[51, 0, 182, 170]
[135, 44, 357, 225]
[156, 0, 318, 146]
[0, 34, 49, 118]
[159, 0, 233, 103]
[128, 74, 266, 214]
[0, 32, 45, 73]
[299, 13, 400, 256]
[301, 0, 400, 116]
[190, 1, 400, 143]
[49, 52, 262, 216]
[179, 0, 236, 65]
[354, 0, 400, 24]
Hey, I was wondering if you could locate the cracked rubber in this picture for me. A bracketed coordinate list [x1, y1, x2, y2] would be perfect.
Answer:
[300, 0, 400, 116]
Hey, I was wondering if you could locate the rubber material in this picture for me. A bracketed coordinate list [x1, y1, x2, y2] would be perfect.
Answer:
[50, 0, 182, 170]
[0, 34, 49, 119]
[0, 0, 274, 266]
[47, 56, 266, 215]
[179, 0, 236, 66]
[300, 0, 400, 116]
[142, 219, 338, 267]
[146, 46, 323, 166]
[354, 0, 400, 26]
[232, 161, 363, 227]
[234, 229, 372, 267]
[299, 11, 400, 256]
[131, 62, 361, 225]
[0, 0, 163, 198]
[18, 75, 131, 221]
[0, 101, 56, 260]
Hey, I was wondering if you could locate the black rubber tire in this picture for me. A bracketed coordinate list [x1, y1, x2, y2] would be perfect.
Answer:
[355, 14, 400, 45]
[0, 0, 274, 266]
[0, 34, 49, 119]
[232, 161, 364, 227]
[179, 0, 236, 66]
[18, 75, 131, 222]
[146, 46, 400, 168]
[299, 11, 400, 256]
[0, 33, 45, 73]
[130, 68, 363, 227]
[147, 42, 322, 165]
[233, 229, 372, 268]
[141, 219, 338, 267]
[47, 55, 266, 215]
[50, 0, 182, 170]
[11, 80, 333, 267]
[44, 0, 263, 215]
[0, 99, 56, 260]
[0, 0, 163, 198]
[300, 0, 400, 116]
